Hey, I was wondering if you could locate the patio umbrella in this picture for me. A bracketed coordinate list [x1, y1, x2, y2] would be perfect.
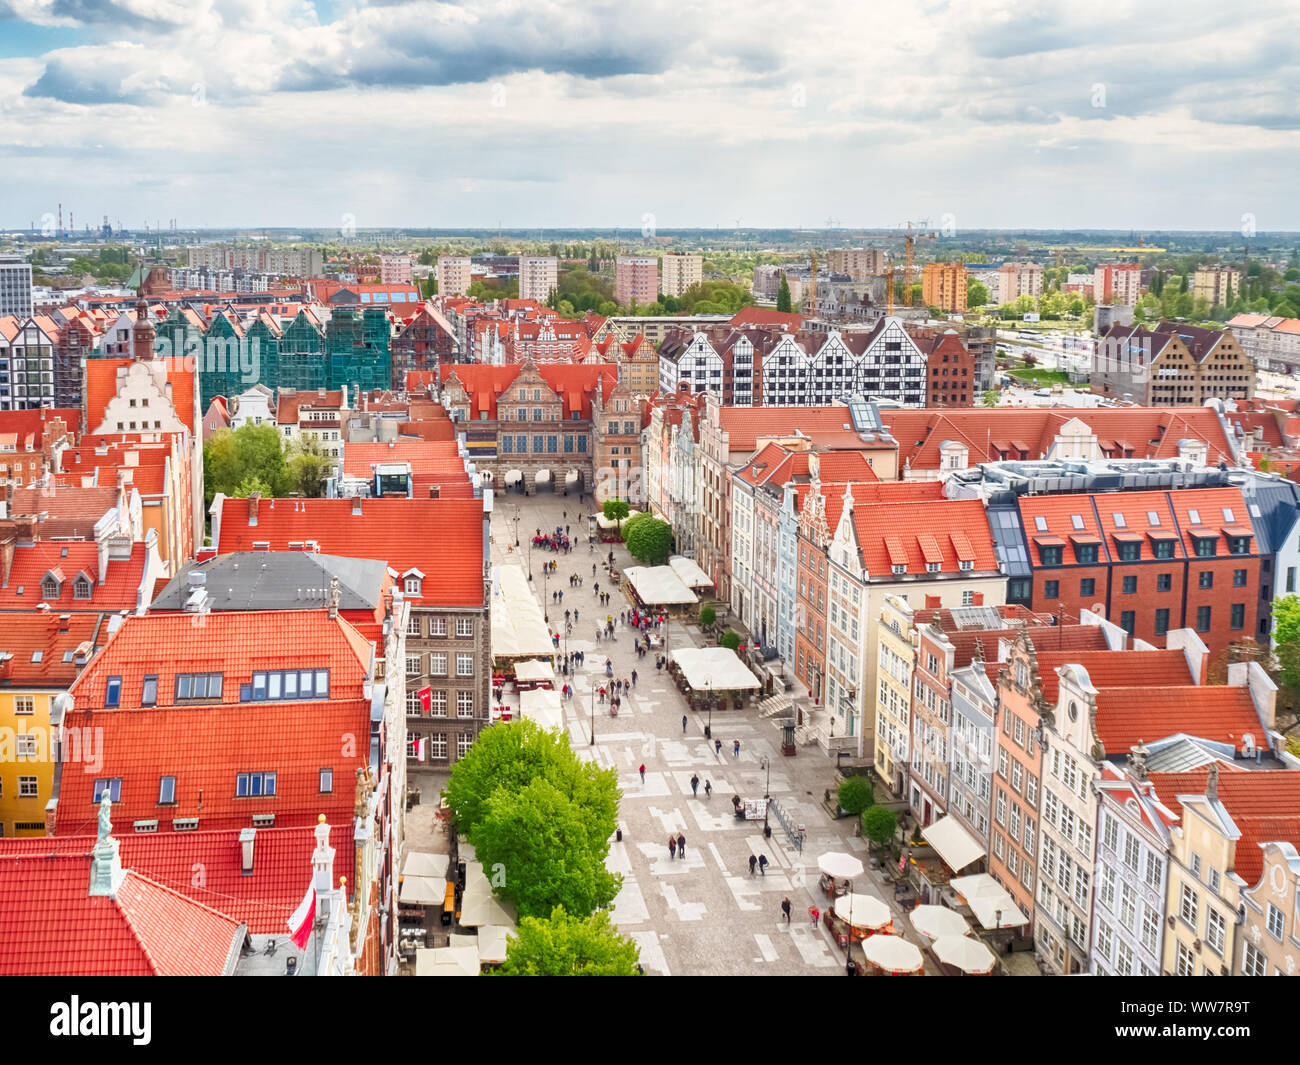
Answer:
[862, 934, 924, 974]
[931, 934, 997, 975]
[818, 852, 865, 879]
[833, 893, 891, 930]
[910, 904, 969, 941]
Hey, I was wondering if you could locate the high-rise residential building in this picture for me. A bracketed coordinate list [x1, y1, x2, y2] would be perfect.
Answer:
[661, 253, 703, 298]
[616, 256, 658, 308]
[0, 257, 34, 317]
[826, 248, 886, 280]
[1093, 264, 1142, 306]
[437, 255, 473, 297]
[380, 253, 414, 284]
[922, 262, 968, 312]
[998, 261, 1044, 301]
[518, 255, 559, 303]
[185, 244, 323, 277]
[1191, 266, 1241, 307]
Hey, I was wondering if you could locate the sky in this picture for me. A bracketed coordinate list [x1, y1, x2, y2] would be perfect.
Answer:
[0, 0, 1298, 232]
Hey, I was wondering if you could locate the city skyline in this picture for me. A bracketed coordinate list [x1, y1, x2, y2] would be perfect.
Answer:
[1, 0, 1297, 230]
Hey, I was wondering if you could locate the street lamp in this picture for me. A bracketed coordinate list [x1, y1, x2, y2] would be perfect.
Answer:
[760, 755, 771, 838]
[590, 679, 596, 746]
[512, 505, 520, 547]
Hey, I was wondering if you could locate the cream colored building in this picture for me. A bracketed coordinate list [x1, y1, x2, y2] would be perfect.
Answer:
[1239, 842, 1300, 976]
[875, 595, 917, 794]
[437, 256, 473, 298]
[827, 248, 886, 280]
[661, 254, 703, 298]
[1192, 266, 1241, 308]
[998, 262, 1045, 301]
[518, 256, 559, 303]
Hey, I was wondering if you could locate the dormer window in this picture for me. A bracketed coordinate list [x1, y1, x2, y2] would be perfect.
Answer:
[73, 576, 92, 600]
[41, 576, 59, 600]
[926, 562, 941, 574]
[892, 564, 906, 575]
[405, 576, 422, 595]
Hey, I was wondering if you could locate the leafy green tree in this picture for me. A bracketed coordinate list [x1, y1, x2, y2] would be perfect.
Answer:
[285, 438, 332, 497]
[602, 499, 629, 522]
[473, 777, 622, 919]
[699, 605, 716, 628]
[621, 511, 651, 542]
[967, 280, 989, 308]
[982, 389, 999, 407]
[445, 718, 618, 838]
[838, 776, 873, 816]
[861, 806, 897, 851]
[499, 906, 641, 976]
[719, 631, 741, 651]
[625, 517, 674, 564]
[233, 474, 273, 498]
[1273, 596, 1300, 687]
[203, 423, 291, 504]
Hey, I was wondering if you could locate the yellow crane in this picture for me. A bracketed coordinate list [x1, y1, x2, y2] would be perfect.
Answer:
[859, 221, 937, 315]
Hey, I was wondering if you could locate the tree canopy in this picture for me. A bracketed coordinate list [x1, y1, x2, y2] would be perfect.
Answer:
[625, 517, 674, 564]
[861, 805, 897, 849]
[203, 423, 291, 504]
[602, 498, 630, 521]
[498, 906, 640, 976]
[719, 631, 741, 651]
[776, 274, 792, 313]
[838, 776, 873, 817]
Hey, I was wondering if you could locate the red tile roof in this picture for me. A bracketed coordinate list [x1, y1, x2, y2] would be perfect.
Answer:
[85, 358, 196, 437]
[0, 611, 105, 687]
[718, 405, 854, 452]
[947, 623, 1110, 671]
[342, 440, 469, 489]
[0, 851, 242, 975]
[851, 498, 999, 575]
[0, 408, 80, 443]
[214, 496, 486, 607]
[729, 307, 807, 331]
[1033, 649, 1192, 703]
[1093, 686, 1266, 755]
[0, 541, 149, 612]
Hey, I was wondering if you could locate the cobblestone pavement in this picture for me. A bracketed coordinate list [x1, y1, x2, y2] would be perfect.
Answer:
[488, 491, 939, 976]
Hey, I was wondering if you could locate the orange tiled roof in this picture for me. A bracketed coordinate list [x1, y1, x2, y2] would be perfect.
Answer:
[718, 405, 853, 452]
[0, 611, 104, 686]
[1094, 686, 1266, 755]
[851, 498, 998, 576]
[1033, 649, 1192, 703]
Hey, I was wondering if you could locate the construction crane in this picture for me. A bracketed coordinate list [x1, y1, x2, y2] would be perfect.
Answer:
[856, 220, 937, 315]
[808, 249, 818, 315]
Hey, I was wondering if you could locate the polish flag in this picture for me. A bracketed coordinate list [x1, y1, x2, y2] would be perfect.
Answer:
[416, 738, 428, 762]
[418, 687, 431, 713]
[288, 884, 316, 949]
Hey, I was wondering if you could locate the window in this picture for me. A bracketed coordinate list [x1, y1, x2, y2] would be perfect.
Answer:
[1119, 882, 1137, 932]
[1103, 813, 1118, 853]
[1026, 772, 1037, 806]
[1144, 853, 1161, 890]
[1228, 536, 1250, 556]
[1075, 544, 1098, 565]
[456, 618, 473, 638]
[1208, 868, 1220, 893]
[236, 772, 277, 797]
[995, 788, 1007, 826]
[407, 615, 422, 637]
[1231, 603, 1245, 630]
[406, 689, 423, 716]
[1267, 903, 1285, 941]
[16, 734, 37, 758]
[1118, 542, 1141, 562]
[158, 776, 176, 804]
[19, 776, 39, 798]
[1100, 864, 1116, 910]
[1155, 608, 1170, 636]
[457, 690, 474, 718]
[105, 676, 122, 708]
[320, 769, 333, 794]
[1206, 908, 1226, 955]
[430, 653, 448, 676]
[406, 654, 422, 676]
[74, 576, 92, 600]
[92, 778, 122, 803]
[1241, 942, 1266, 976]
[1199, 571, 1213, 590]
[175, 673, 223, 701]
[1041, 547, 1063, 567]
[1119, 611, 1135, 635]
[456, 653, 474, 677]
[1234, 568, 1248, 588]
[1142, 906, 1160, 955]
[1196, 605, 1211, 633]
[1153, 540, 1175, 560]
[14, 694, 33, 715]
[457, 734, 474, 758]
[1011, 761, 1023, 793]
[1080, 577, 1095, 597]
[998, 748, 1008, 779]
[1193, 535, 1216, 558]
[1179, 882, 1199, 927]
[1156, 572, 1172, 592]
[1120, 575, 1137, 595]
[1124, 833, 1140, 872]
[429, 617, 447, 637]
[1175, 941, 1195, 977]
[429, 690, 448, 717]
[1044, 580, 1059, 600]
[1095, 921, 1113, 962]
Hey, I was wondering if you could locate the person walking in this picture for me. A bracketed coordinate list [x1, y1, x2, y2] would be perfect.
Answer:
[758, 854, 769, 876]
[733, 739, 741, 758]
[593, 563, 597, 577]
[748, 854, 758, 877]
[781, 897, 792, 923]
[631, 669, 638, 687]
[677, 833, 686, 859]
[690, 773, 699, 797]
[668, 835, 676, 859]
[810, 906, 820, 930]
[704, 779, 712, 799]
[682, 714, 688, 734]
[639, 763, 646, 784]
[714, 738, 722, 756]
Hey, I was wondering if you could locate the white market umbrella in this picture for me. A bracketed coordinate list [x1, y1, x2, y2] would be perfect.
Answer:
[862, 934, 924, 974]
[932, 934, 997, 975]
[818, 852, 865, 880]
[910, 904, 969, 941]
[833, 892, 891, 930]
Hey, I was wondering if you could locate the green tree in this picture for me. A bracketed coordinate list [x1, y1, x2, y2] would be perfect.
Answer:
[775, 274, 792, 314]
[499, 906, 641, 976]
[621, 511, 651, 542]
[625, 517, 674, 565]
[699, 605, 716, 629]
[233, 474, 273, 498]
[203, 423, 291, 504]
[285, 438, 332, 498]
[967, 280, 989, 309]
[602, 498, 630, 521]
[445, 718, 617, 839]
[982, 389, 999, 408]
[838, 776, 873, 817]
[861, 806, 897, 851]
[473, 777, 622, 919]
[719, 631, 741, 651]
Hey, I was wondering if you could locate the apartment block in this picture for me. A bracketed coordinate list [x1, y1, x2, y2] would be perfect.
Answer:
[616, 257, 659, 307]
[1093, 264, 1142, 306]
[661, 253, 703, 298]
[1191, 266, 1241, 307]
[186, 245, 324, 278]
[0, 258, 33, 317]
[518, 256, 559, 303]
[922, 262, 968, 312]
[380, 253, 414, 284]
[437, 256, 473, 298]
[827, 248, 887, 280]
[998, 262, 1044, 301]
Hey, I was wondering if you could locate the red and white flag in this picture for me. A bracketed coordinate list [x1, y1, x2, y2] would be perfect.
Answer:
[417, 687, 431, 713]
[416, 737, 428, 762]
[288, 884, 316, 949]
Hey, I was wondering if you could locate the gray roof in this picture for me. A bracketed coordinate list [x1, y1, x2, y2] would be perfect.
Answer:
[152, 552, 387, 612]
[1143, 735, 1232, 773]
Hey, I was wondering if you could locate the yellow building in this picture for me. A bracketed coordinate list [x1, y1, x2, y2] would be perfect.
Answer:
[0, 612, 107, 837]
[922, 262, 968, 313]
[875, 595, 917, 796]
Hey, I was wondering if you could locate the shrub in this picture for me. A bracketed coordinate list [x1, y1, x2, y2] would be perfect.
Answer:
[838, 776, 873, 817]
[862, 805, 897, 850]
[699, 605, 716, 628]
[719, 631, 740, 651]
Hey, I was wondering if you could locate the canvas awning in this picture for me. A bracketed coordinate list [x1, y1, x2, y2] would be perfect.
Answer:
[950, 873, 1029, 930]
[668, 554, 713, 589]
[399, 875, 445, 906]
[862, 935, 924, 974]
[472, 925, 511, 965]
[415, 945, 480, 977]
[832, 893, 891, 930]
[490, 564, 554, 658]
[921, 816, 983, 874]
[402, 852, 446, 879]
[624, 566, 698, 606]
[932, 934, 997, 974]
[460, 876, 518, 928]
[514, 659, 554, 683]
[670, 647, 760, 692]
[910, 904, 969, 941]
[519, 687, 564, 732]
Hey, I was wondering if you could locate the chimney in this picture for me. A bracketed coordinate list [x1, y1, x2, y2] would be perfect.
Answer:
[328, 575, 340, 619]
[1, 536, 14, 587]
[240, 827, 256, 875]
[248, 492, 260, 525]
[352, 496, 362, 516]
[58, 613, 70, 633]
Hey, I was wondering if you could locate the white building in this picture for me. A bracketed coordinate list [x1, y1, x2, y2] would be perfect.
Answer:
[661, 254, 703, 298]
[758, 320, 928, 407]
[381, 254, 415, 284]
[0, 258, 35, 317]
[437, 256, 473, 298]
[518, 256, 559, 304]
[230, 383, 276, 431]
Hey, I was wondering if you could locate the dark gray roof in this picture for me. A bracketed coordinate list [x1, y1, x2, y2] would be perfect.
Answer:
[1227, 469, 1300, 556]
[151, 552, 387, 612]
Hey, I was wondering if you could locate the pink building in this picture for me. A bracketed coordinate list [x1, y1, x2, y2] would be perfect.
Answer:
[381, 254, 414, 284]
[616, 257, 659, 308]
[1093, 264, 1141, 306]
